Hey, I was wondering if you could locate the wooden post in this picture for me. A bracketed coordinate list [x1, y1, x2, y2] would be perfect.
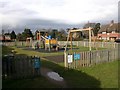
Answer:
[70, 33, 72, 51]
[65, 31, 70, 52]
[89, 27, 92, 51]
[48, 40, 50, 51]
[64, 52, 67, 68]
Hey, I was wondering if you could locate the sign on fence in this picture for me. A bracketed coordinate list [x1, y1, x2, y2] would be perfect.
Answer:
[74, 54, 80, 60]
[68, 54, 73, 63]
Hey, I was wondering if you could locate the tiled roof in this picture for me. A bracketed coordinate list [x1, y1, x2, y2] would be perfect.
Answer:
[98, 23, 119, 33]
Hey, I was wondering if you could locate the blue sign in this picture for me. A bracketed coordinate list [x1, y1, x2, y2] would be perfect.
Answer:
[74, 54, 80, 60]
[34, 57, 40, 69]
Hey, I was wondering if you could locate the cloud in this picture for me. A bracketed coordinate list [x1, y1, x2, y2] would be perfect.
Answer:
[118, 1, 120, 23]
[1, 0, 119, 33]
[2, 18, 83, 33]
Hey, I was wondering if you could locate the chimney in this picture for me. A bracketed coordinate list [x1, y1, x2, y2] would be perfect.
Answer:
[110, 20, 114, 26]
[111, 20, 114, 24]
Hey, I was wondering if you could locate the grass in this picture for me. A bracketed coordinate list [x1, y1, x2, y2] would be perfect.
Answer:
[41, 59, 119, 88]
[2, 45, 106, 57]
[78, 61, 119, 88]
[2, 46, 119, 88]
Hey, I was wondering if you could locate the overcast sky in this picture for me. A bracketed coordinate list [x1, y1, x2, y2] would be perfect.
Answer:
[1, 0, 119, 33]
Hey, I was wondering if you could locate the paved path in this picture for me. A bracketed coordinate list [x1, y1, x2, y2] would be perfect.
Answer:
[43, 55, 64, 63]
[40, 67, 67, 88]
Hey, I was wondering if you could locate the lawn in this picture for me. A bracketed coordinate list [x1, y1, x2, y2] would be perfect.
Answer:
[2, 46, 119, 88]
[41, 59, 119, 88]
[2, 45, 106, 57]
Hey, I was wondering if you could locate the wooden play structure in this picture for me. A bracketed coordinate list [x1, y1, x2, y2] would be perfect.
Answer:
[36, 31, 59, 51]
[65, 27, 97, 52]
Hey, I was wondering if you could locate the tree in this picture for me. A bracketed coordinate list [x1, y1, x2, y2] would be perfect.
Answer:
[93, 23, 101, 36]
[16, 33, 23, 41]
[22, 28, 34, 40]
[50, 29, 58, 38]
[57, 29, 67, 41]
[10, 31, 16, 40]
[4, 33, 10, 35]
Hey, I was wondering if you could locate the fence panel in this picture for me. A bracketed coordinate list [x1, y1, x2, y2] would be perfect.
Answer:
[2, 55, 41, 79]
[64, 48, 118, 69]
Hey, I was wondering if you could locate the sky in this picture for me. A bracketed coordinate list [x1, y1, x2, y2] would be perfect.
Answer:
[0, 0, 119, 33]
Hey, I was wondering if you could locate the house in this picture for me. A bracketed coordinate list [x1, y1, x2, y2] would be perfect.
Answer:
[0, 34, 11, 41]
[98, 20, 120, 41]
[0, 35, 5, 41]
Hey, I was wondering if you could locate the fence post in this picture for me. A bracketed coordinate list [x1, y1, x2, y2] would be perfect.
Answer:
[64, 52, 67, 68]
[89, 51, 91, 66]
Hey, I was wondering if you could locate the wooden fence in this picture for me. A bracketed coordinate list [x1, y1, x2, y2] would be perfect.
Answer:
[2, 41, 29, 47]
[2, 55, 41, 79]
[2, 41, 119, 49]
[64, 48, 119, 69]
[58, 41, 119, 48]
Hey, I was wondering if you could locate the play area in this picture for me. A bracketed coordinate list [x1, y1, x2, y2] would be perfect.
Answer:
[26, 31, 60, 52]
[25, 27, 99, 53]
[2, 27, 119, 88]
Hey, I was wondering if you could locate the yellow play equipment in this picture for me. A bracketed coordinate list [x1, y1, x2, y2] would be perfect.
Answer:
[36, 31, 59, 51]
[43, 36, 58, 51]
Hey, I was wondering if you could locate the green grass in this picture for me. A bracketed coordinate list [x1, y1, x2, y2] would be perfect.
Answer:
[2, 46, 119, 88]
[68, 46, 106, 53]
[41, 59, 119, 88]
[2, 46, 106, 57]
[78, 61, 119, 88]
[2, 46, 13, 56]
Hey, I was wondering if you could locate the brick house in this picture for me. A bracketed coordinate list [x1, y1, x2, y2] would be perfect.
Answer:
[98, 20, 120, 41]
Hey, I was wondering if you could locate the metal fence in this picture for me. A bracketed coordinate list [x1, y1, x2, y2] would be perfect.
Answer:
[64, 48, 119, 69]
[2, 55, 41, 79]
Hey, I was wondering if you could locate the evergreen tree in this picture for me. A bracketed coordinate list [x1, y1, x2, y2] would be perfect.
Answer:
[10, 30, 16, 40]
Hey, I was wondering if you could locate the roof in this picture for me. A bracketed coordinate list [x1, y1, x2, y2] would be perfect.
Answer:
[98, 23, 120, 33]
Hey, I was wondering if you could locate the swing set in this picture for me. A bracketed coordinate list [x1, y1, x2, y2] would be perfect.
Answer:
[64, 27, 97, 52]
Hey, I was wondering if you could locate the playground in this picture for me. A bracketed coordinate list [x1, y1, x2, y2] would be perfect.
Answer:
[2, 27, 119, 88]
[25, 28, 100, 52]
